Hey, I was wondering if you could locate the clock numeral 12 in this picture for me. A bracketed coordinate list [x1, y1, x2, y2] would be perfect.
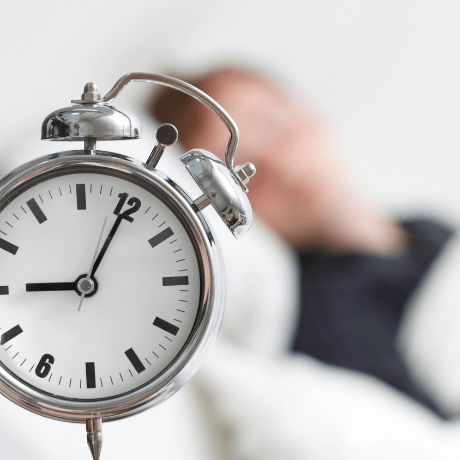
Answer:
[113, 192, 141, 223]
[35, 354, 54, 378]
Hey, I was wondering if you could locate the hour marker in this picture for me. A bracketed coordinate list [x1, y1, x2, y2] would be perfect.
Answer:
[1, 325, 23, 346]
[0, 238, 18, 255]
[125, 348, 146, 374]
[0, 286, 9, 295]
[86, 362, 96, 389]
[27, 198, 47, 224]
[76, 184, 86, 210]
[153, 317, 179, 336]
[148, 227, 174, 248]
[162, 276, 189, 286]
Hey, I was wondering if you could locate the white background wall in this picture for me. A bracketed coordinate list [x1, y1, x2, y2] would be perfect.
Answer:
[1, 0, 459, 219]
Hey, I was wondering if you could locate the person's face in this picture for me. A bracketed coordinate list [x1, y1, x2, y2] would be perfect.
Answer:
[186, 75, 349, 249]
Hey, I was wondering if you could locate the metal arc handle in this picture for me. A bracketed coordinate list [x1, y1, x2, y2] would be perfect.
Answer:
[101, 72, 239, 173]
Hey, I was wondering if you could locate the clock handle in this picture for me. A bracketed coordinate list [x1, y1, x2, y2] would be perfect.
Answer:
[93, 72, 253, 193]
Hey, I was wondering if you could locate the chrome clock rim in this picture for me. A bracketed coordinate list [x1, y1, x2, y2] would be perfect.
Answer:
[0, 151, 225, 423]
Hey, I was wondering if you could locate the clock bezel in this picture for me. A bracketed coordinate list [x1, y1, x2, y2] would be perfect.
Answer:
[0, 151, 225, 423]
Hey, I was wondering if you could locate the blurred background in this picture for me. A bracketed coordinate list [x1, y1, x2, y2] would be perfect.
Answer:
[1, 0, 460, 219]
[2, 0, 460, 459]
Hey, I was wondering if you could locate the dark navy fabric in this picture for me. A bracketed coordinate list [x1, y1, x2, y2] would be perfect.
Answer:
[292, 219, 454, 417]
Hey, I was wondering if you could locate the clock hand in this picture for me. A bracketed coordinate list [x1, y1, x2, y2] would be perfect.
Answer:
[90, 213, 124, 278]
[26, 282, 76, 292]
[78, 216, 108, 311]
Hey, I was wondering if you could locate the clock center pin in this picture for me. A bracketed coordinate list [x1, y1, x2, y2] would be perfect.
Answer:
[78, 278, 95, 295]
[76, 275, 98, 297]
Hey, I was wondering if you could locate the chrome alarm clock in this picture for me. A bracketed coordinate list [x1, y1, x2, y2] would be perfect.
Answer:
[0, 73, 255, 459]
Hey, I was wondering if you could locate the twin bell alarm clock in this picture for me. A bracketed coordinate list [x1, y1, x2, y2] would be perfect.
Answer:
[0, 72, 255, 459]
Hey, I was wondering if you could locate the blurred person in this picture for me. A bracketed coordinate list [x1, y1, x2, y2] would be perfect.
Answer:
[148, 66, 454, 418]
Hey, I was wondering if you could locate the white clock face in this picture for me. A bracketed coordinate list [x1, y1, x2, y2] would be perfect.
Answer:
[0, 167, 202, 400]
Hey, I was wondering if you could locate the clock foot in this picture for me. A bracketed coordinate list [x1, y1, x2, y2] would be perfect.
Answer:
[86, 417, 103, 460]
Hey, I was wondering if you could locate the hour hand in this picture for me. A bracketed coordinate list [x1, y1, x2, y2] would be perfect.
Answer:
[26, 282, 76, 292]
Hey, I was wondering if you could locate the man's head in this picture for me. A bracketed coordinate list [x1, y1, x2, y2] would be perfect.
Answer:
[149, 67, 349, 250]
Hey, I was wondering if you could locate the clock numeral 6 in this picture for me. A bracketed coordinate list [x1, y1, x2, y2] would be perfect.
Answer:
[35, 354, 55, 378]
[113, 192, 142, 223]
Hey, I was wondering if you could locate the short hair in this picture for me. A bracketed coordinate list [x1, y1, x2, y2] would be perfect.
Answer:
[147, 67, 277, 148]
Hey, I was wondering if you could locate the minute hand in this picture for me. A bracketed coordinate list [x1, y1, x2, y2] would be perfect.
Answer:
[90, 214, 124, 277]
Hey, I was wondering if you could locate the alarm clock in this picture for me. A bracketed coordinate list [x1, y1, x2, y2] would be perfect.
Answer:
[0, 73, 255, 459]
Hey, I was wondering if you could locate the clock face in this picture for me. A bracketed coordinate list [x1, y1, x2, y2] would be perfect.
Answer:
[0, 166, 203, 400]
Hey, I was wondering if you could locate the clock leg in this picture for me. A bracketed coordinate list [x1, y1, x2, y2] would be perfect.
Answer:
[86, 417, 103, 460]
